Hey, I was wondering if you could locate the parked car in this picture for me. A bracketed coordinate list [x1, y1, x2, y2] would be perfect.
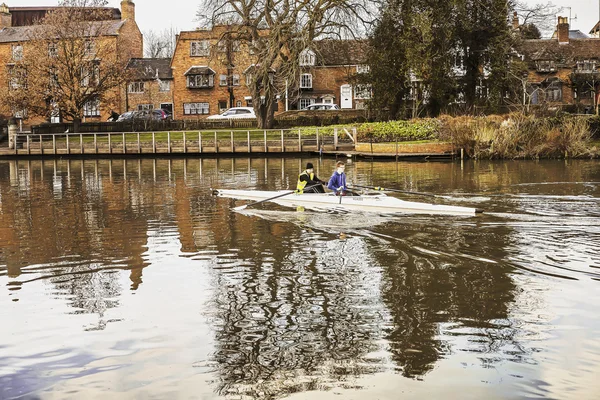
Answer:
[302, 103, 340, 111]
[206, 107, 256, 120]
[116, 109, 170, 122]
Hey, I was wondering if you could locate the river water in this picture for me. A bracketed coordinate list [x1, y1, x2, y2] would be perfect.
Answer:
[0, 157, 599, 399]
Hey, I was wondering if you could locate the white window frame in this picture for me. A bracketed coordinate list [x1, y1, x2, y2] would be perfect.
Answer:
[12, 44, 23, 61]
[183, 102, 210, 115]
[236, 100, 242, 107]
[158, 80, 170, 92]
[299, 49, 316, 66]
[187, 74, 214, 88]
[128, 81, 145, 93]
[83, 40, 95, 57]
[300, 73, 313, 89]
[356, 65, 370, 74]
[232, 74, 240, 86]
[190, 40, 210, 57]
[219, 74, 227, 86]
[299, 98, 315, 109]
[48, 43, 58, 58]
[83, 97, 100, 117]
[354, 84, 372, 100]
[137, 104, 154, 111]
[81, 63, 99, 87]
[246, 73, 253, 86]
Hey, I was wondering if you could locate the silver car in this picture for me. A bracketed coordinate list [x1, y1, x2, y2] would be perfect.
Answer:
[206, 107, 256, 119]
[302, 103, 341, 110]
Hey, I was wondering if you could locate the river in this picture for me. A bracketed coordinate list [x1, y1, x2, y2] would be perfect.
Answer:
[1, 157, 599, 399]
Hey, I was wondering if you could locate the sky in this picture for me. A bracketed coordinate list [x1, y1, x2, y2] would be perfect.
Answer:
[4, 0, 600, 37]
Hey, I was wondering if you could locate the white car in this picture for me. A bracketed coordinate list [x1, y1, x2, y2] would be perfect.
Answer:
[207, 107, 256, 119]
[302, 103, 341, 111]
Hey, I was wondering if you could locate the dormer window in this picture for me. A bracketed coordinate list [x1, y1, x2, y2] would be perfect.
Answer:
[300, 49, 316, 66]
[576, 60, 596, 72]
[185, 66, 215, 88]
[536, 60, 556, 72]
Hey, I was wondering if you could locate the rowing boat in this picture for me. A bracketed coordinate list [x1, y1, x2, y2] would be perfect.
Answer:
[214, 189, 482, 215]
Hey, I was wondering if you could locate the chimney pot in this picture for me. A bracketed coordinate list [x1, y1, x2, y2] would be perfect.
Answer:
[512, 12, 519, 30]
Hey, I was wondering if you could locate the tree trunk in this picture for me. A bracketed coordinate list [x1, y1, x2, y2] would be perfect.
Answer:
[73, 118, 81, 133]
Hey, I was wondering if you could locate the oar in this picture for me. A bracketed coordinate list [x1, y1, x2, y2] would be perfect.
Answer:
[350, 184, 440, 198]
[232, 184, 321, 211]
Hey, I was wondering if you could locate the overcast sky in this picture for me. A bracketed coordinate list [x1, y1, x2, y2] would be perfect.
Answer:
[5, 0, 600, 37]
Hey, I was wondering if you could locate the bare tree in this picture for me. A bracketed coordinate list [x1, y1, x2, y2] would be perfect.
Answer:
[0, 0, 131, 131]
[144, 27, 177, 58]
[197, 0, 373, 128]
[512, 1, 561, 36]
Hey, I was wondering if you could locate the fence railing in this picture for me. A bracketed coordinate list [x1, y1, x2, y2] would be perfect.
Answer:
[11, 127, 357, 156]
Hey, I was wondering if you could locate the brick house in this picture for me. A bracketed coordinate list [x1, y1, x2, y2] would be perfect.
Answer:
[124, 58, 174, 115]
[519, 17, 600, 109]
[295, 40, 369, 110]
[170, 25, 260, 120]
[0, 1, 142, 126]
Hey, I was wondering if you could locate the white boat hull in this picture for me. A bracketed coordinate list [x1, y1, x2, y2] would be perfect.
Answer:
[214, 189, 481, 215]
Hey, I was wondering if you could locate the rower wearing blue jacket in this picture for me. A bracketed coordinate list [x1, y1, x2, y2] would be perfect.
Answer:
[327, 161, 348, 196]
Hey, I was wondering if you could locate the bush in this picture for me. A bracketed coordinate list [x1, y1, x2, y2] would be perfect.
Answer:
[356, 119, 441, 142]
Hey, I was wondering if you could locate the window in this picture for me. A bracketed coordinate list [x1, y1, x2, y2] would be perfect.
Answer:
[299, 98, 314, 109]
[12, 44, 23, 61]
[159, 80, 170, 92]
[84, 41, 95, 57]
[356, 65, 370, 74]
[236, 100, 242, 107]
[576, 60, 596, 72]
[354, 84, 371, 99]
[190, 40, 210, 56]
[160, 103, 173, 115]
[8, 66, 27, 90]
[546, 82, 562, 102]
[187, 74, 214, 88]
[219, 74, 227, 86]
[300, 73, 312, 89]
[83, 97, 100, 117]
[48, 43, 58, 58]
[49, 68, 59, 88]
[536, 60, 556, 72]
[81, 63, 99, 87]
[299, 49, 316, 66]
[217, 39, 240, 52]
[246, 73, 253, 86]
[232, 74, 240, 86]
[128, 81, 145, 93]
[183, 102, 209, 115]
[218, 100, 227, 112]
[137, 104, 153, 111]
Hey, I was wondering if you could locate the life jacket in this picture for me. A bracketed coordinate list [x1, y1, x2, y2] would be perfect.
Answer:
[296, 170, 314, 193]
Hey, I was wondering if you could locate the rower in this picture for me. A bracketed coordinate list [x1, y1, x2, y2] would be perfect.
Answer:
[296, 162, 326, 193]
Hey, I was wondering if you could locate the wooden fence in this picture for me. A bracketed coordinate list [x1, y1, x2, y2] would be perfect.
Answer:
[9, 127, 357, 156]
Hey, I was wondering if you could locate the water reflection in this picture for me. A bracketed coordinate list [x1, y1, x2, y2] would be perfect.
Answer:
[1, 158, 600, 399]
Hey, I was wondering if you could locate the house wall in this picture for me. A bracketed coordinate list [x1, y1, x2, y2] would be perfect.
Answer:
[297, 65, 362, 109]
[124, 79, 174, 112]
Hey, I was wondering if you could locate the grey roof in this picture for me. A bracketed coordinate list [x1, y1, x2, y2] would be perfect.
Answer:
[126, 58, 173, 80]
[184, 66, 215, 75]
[312, 39, 368, 66]
[0, 19, 125, 43]
[520, 38, 600, 63]
[551, 30, 590, 39]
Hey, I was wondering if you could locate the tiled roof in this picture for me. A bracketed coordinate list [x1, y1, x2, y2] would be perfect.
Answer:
[0, 19, 125, 43]
[184, 66, 215, 75]
[126, 58, 173, 80]
[311, 39, 368, 66]
[520, 38, 600, 63]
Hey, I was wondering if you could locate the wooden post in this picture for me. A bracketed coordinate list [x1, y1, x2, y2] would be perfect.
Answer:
[183, 132, 187, 153]
[247, 130, 251, 153]
[137, 132, 141, 154]
[316, 128, 319, 152]
[66, 134, 70, 154]
[152, 132, 156, 153]
[122, 132, 126, 153]
[334, 128, 338, 150]
[298, 128, 302, 152]
[53, 135, 56, 154]
[80, 133, 83, 154]
[264, 130, 267, 152]
[281, 129, 284, 152]
[199, 131, 202, 153]
[353, 127, 357, 144]
[215, 131, 218, 153]
[108, 134, 112, 154]
[168, 131, 171, 153]
[94, 133, 98, 154]
[27, 135, 30, 154]
[39, 135, 43, 155]
[230, 131, 234, 152]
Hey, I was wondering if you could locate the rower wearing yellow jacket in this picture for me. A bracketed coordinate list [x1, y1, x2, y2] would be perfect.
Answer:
[296, 163, 326, 193]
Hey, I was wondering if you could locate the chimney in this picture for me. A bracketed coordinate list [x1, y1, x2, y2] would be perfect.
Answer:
[557, 16, 569, 44]
[0, 3, 11, 28]
[120, 0, 135, 21]
[512, 11, 519, 30]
